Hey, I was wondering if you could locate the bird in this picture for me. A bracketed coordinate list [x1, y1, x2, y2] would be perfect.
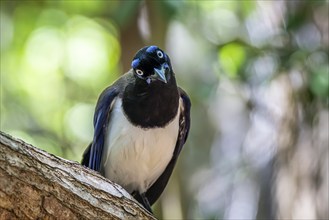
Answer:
[81, 45, 191, 213]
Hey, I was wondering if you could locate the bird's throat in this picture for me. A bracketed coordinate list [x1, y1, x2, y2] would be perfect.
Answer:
[122, 81, 179, 128]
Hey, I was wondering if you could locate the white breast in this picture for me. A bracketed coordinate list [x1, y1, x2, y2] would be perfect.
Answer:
[101, 98, 180, 193]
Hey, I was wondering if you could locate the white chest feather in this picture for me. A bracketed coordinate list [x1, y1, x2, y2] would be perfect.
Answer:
[101, 98, 180, 193]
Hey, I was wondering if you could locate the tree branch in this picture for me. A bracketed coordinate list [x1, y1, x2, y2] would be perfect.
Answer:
[0, 131, 155, 220]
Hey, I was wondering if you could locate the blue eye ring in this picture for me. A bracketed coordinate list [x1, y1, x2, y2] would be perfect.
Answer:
[157, 50, 164, 58]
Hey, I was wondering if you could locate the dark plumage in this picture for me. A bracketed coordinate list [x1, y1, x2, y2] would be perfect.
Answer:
[82, 45, 191, 213]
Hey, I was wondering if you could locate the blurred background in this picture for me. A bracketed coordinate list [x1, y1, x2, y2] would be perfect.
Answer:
[1, 1, 328, 219]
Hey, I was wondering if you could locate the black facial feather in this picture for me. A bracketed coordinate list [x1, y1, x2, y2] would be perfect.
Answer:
[131, 46, 172, 80]
[122, 46, 179, 128]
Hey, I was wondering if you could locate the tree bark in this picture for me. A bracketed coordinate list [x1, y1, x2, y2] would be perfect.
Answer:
[0, 131, 155, 220]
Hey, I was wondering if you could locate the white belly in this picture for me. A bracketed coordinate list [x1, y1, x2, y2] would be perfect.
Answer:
[101, 98, 180, 193]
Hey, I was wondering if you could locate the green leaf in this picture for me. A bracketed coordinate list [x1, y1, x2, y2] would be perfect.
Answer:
[310, 66, 329, 99]
[218, 43, 246, 78]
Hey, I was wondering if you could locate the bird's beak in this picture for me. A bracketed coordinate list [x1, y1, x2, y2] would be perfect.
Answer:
[153, 64, 168, 84]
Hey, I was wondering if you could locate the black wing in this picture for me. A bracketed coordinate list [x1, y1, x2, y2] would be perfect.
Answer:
[82, 86, 119, 171]
[143, 87, 191, 205]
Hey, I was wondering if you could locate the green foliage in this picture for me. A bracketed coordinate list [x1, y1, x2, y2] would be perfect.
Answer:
[219, 43, 246, 78]
[1, 1, 121, 161]
[310, 66, 329, 99]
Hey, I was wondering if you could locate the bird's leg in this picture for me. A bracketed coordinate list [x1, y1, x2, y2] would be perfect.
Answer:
[141, 192, 152, 213]
[133, 192, 153, 213]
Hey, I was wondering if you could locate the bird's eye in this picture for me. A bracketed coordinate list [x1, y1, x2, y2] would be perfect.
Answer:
[157, 50, 164, 58]
[136, 69, 144, 76]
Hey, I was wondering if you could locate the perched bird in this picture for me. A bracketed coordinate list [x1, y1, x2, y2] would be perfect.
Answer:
[82, 45, 191, 213]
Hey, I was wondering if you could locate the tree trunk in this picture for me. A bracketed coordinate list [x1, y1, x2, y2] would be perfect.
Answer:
[0, 131, 155, 220]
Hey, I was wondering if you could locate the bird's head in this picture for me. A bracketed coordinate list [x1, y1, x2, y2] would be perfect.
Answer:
[131, 45, 173, 85]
